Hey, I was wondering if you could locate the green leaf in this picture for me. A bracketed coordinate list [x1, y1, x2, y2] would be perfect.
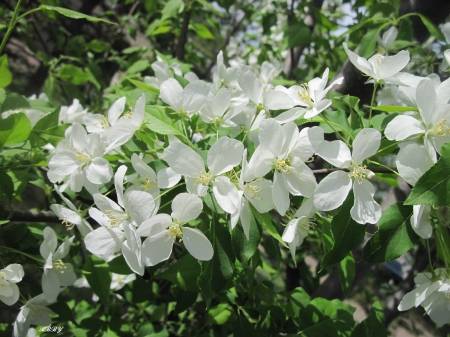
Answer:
[127, 78, 160, 95]
[105, 255, 133, 275]
[57, 64, 89, 85]
[49, 300, 77, 325]
[405, 143, 450, 206]
[231, 212, 262, 268]
[250, 204, 288, 248]
[208, 303, 233, 325]
[160, 0, 184, 21]
[127, 60, 151, 75]
[283, 287, 311, 319]
[144, 106, 184, 137]
[436, 226, 450, 266]
[192, 23, 214, 39]
[298, 298, 356, 337]
[0, 55, 12, 88]
[339, 252, 355, 297]
[320, 109, 351, 135]
[84, 256, 111, 305]
[371, 105, 418, 113]
[233, 313, 256, 336]
[320, 194, 366, 270]
[0, 113, 31, 149]
[203, 190, 225, 214]
[198, 220, 235, 305]
[0, 88, 5, 105]
[0, 170, 14, 201]
[284, 23, 310, 48]
[335, 95, 367, 125]
[157, 254, 201, 292]
[350, 301, 387, 337]
[0, 94, 30, 113]
[417, 14, 446, 41]
[362, 202, 418, 263]
[87, 39, 109, 53]
[39, 5, 117, 24]
[171, 287, 198, 314]
[359, 29, 379, 58]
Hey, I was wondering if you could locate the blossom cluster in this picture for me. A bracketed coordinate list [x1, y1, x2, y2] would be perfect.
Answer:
[4, 25, 450, 334]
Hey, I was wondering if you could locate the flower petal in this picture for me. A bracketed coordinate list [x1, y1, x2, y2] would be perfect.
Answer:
[164, 142, 205, 177]
[115, 165, 128, 208]
[378, 50, 410, 79]
[53, 236, 75, 261]
[108, 96, 126, 125]
[384, 115, 424, 141]
[396, 143, 434, 186]
[273, 171, 290, 216]
[314, 170, 352, 211]
[183, 227, 214, 261]
[182, 80, 210, 114]
[84, 227, 124, 256]
[316, 140, 351, 168]
[350, 179, 382, 224]
[411, 205, 433, 239]
[141, 232, 173, 266]
[171, 193, 203, 223]
[42, 270, 60, 303]
[123, 189, 157, 226]
[86, 157, 113, 184]
[208, 137, 244, 175]
[352, 128, 381, 164]
[40, 227, 57, 260]
[137, 214, 172, 237]
[160, 78, 183, 110]
[238, 66, 262, 105]
[213, 176, 241, 214]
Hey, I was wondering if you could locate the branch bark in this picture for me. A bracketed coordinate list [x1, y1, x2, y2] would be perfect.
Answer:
[176, 8, 192, 61]
[8, 210, 60, 223]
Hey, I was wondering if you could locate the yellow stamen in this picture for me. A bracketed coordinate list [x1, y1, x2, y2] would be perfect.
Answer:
[348, 165, 374, 184]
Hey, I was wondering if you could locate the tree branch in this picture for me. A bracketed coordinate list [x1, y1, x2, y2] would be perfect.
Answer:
[176, 7, 192, 61]
[8, 210, 60, 223]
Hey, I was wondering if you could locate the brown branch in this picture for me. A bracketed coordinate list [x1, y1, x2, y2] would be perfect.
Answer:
[176, 7, 192, 61]
[9, 210, 60, 223]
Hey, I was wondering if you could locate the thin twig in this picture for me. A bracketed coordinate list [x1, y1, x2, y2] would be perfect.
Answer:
[176, 7, 191, 61]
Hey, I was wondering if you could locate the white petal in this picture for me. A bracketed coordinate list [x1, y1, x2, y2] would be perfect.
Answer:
[57, 263, 76, 286]
[183, 227, 213, 261]
[274, 107, 306, 124]
[244, 178, 274, 213]
[396, 143, 434, 186]
[108, 96, 126, 125]
[295, 198, 316, 218]
[93, 194, 122, 213]
[316, 140, 351, 168]
[0, 282, 19, 305]
[141, 232, 173, 266]
[258, 118, 286, 157]
[343, 43, 375, 77]
[115, 165, 128, 208]
[42, 270, 60, 303]
[350, 179, 382, 224]
[284, 160, 316, 197]
[103, 119, 137, 152]
[416, 79, 437, 127]
[157, 167, 181, 188]
[282, 218, 300, 243]
[164, 142, 205, 177]
[212, 176, 241, 214]
[86, 157, 113, 184]
[247, 146, 274, 178]
[84, 227, 124, 256]
[424, 293, 450, 325]
[160, 78, 183, 110]
[53, 236, 74, 261]
[182, 80, 210, 114]
[263, 91, 294, 110]
[352, 128, 381, 164]
[4, 264, 24, 283]
[411, 205, 433, 239]
[378, 50, 410, 79]
[171, 193, 203, 223]
[123, 189, 157, 226]
[136, 214, 172, 237]
[398, 281, 435, 311]
[48, 152, 79, 176]
[273, 171, 290, 216]
[314, 171, 352, 211]
[293, 126, 324, 161]
[384, 115, 425, 141]
[207, 137, 244, 174]
[40, 227, 57, 260]
[238, 66, 262, 105]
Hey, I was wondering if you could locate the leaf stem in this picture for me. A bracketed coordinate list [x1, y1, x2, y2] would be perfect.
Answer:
[0, 246, 44, 262]
[319, 114, 353, 147]
[154, 183, 185, 201]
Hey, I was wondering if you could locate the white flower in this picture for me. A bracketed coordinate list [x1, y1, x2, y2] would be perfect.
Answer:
[50, 186, 93, 237]
[159, 78, 210, 118]
[199, 88, 245, 127]
[164, 137, 244, 215]
[277, 68, 344, 119]
[138, 193, 213, 265]
[13, 294, 55, 337]
[102, 94, 146, 152]
[376, 26, 398, 52]
[396, 143, 436, 239]
[84, 97, 126, 134]
[59, 99, 88, 124]
[84, 166, 157, 275]
[110, 273, 136, 291]
[48, 123, 113, 194]
[213, 51, 240, 91]
[343, 42, 410, 84]
[40, 227, 76, 303]
[385, 79, 450, 161]
[0, 264, 24, 306]
[248, 119, 322, 216]
[314, 128, 382, 224]
[282, 198, 316, 266]
[398, 268, 450, 325]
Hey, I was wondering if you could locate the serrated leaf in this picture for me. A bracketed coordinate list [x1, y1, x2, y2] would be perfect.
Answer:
[298, 298, 355, 337]
[405, 143, 450, 206]
[320, 193, 366, 270]
[144, 105, 184, 137]
[250, 204, 288, 248]
[339, 252, 355, 297]
[84, 256, 111, 305]
[0, 55, 12, 88]
[350, 301, 387, 337]
[39, 5, 116, 24]
[0, 113, 31, 149]
[362, 202, 418, 263]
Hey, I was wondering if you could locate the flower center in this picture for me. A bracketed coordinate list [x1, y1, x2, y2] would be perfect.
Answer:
[59, 217, 74, 231]
[94, 115, 110, 129]
[297, 218, 315, 239]
[122, 106, 134, 119]
[52, 260, 67, 273]
[274, 157, 291, 174]
[138, 176, 156, 190]
[29, 305, 46, 321]
[430, 119, 450, 137]
[348, 164, 374, 184]
[74, 148, 91, 164]
[166, 222, 183, 243]
[298, 83, 314, 108]
[194, 170, 213, 186]
[244, 179, 264, 200]
[104, 209, 129, 229]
